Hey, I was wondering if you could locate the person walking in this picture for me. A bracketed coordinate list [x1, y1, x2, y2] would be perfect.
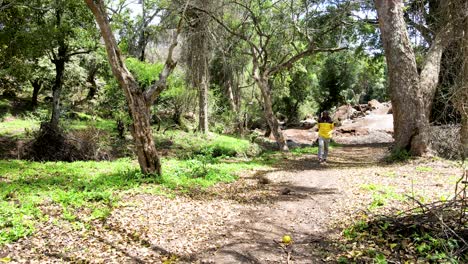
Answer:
[317, 111, 334, 163]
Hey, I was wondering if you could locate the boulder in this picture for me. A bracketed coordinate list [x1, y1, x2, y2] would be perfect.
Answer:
[368, 99, 382, 109]
[299, 118, 317, 129]
[333, 105, 356, 121]
[387, 105, 393, 114]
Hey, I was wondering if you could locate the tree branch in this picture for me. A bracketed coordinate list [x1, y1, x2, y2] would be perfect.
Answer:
[144, 2, 189, 105]
[66, 49, 94, 59]
[269, 46, 347, 76]
[190, 5, 261, 55]
[404, 13, 433, 44]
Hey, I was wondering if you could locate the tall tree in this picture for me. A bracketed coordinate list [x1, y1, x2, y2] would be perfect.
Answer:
[84, 0, 182, 175]
[44, 0, 98, 127]
[452, 0, 468, 157]
[375, 0, 455, 155]
[200, 0, 347, 150]
[185, 0, 213, 133]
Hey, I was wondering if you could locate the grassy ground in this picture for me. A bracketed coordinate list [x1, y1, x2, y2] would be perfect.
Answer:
[0, 148, 273, 246]
[0, 97, 275, 245]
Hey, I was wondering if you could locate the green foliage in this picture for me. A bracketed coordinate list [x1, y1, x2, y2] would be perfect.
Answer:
[291, 146, 319, 156]
[154, 130, 262, 159]
[316, 52, 360, 111]
[343, 220, 368, 240]
[125, 58, 164, 88]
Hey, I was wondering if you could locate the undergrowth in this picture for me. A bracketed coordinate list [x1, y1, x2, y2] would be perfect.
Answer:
[154, 130, 262, 158]
[339, 200, 467, 263]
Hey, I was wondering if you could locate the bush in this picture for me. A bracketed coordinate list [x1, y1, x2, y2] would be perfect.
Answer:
[23, 123, 111, 162]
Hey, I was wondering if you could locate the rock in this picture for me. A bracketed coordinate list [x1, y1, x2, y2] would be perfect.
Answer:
[333, 105, 356, 122]
[387, 105, 393, 114]
[299, 118, 317, 129]
[368, 99, 382, 109]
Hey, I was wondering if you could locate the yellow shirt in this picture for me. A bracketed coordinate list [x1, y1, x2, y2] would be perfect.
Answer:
[318, 122, 334, 139]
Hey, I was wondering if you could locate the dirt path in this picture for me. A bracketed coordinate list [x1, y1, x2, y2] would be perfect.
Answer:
[198, 145, 390, 264]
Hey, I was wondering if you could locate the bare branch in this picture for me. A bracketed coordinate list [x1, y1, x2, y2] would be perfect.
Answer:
[190, 5, 261, 55]
[269, 46, 347, 76]
[144, 1, 190, 104]
[404, 13, 433, 44]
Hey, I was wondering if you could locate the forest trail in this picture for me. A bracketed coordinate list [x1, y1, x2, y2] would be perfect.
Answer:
[198, 144, 390, 263]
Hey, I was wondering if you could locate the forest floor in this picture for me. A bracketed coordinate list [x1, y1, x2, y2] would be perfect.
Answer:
[1, 139, 462, 263]
[0, 101, 465, 263]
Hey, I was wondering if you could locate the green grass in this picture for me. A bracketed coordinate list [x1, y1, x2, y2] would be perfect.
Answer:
[155, 130, 262, 158]
[290, 141, 340, 156]
[416, 166, 433, 172]
[291, 146, 318, 155]
[360, 184, 406, 210]
[0, 118, 40, 137]
[0, 153, 270, 245]
[67, 117, 116, 134]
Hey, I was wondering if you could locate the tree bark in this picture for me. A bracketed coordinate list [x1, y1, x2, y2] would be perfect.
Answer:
[85, 0, 180, 175]
[49, 7, 67, 128]
[30, 79, 42, 108]
[85, 0, 162, 175]
[376, 0, 431, 155]
[253, 65, 288, 151]
[187, 1, 211, 134]
[128, 87, 162, 175]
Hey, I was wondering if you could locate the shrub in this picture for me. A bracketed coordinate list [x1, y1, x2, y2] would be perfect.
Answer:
[23, 123, 111, 162]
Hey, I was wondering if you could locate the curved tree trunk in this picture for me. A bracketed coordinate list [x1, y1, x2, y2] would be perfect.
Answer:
[376, 0, 431, 155]
[85, 0, 180, 175]
[254, 70, 288, 151]
[85, 0, 161, 175]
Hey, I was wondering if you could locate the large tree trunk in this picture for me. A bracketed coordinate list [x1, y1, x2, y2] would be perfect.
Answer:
[30, 79, 42, 108]
[457, 1, 468, 158]
[127, 87, 162, 175]
[376, 0, 431, 155]
[253, 70, 288, 151]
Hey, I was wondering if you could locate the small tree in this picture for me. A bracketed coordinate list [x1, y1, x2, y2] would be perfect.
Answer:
[85, 0, 183, 175]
